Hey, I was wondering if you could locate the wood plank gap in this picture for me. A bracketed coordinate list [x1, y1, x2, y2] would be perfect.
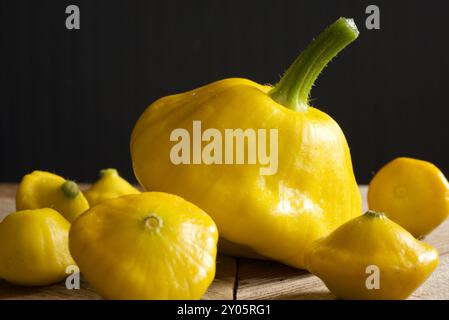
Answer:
[233, 258, 240, 300]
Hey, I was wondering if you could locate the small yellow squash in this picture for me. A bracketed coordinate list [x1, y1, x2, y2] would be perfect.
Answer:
[84, 168, 140, 206]
[368, 157, 449, 238]
[305, 210, 439, 300]
[16, 170, 89, 222]
[69, 192, 218, 300]
[0, 208, 75, 286]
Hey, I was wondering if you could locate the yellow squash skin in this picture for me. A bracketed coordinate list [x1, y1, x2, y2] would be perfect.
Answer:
[305, 211, 439, 300]
[131, 77, 361, 268]
[69, 192, 218, 300]
[84, 168, 140, 206]
[16, 171, 89, 222]
[368, 157, 449, 238]
[0, 208, 75, 286]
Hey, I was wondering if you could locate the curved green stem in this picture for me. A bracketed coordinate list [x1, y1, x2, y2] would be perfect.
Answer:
[61, 180, 80, 199]
[269, 18, 359, 112]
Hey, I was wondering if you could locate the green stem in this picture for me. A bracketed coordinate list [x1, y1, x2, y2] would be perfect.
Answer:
[100, 168, 119, 178]
[364, 210, 385, 219]
[61, 180, 80, 199]
[269, 17, 359, 112]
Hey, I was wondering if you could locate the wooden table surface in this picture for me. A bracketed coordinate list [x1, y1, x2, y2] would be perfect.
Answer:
[0, 184, 448, 300]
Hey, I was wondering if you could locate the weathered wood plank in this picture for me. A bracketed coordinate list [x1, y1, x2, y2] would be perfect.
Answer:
[236, 259, 332, 300]
[0, 184, 17, 199]
[0, 255, 236, 300]
[0, 278, 101, 300]
[1, 183, 448, 300]
[0, 197, 15, 222]
[202, 254, 236, 300]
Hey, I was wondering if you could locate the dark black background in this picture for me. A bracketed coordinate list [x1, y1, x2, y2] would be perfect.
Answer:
[1, 0, 448, 184]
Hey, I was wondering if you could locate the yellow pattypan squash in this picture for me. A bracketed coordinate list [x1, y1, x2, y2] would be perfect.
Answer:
[69, 192, 218, 300]
[131, 18, 362, 268]
[368, 157, 449, 238]
[0, 208, 75, 286]
[16, 170, 89, 222]
[305, 210, 439, 300]
[84, 168, 140, 206]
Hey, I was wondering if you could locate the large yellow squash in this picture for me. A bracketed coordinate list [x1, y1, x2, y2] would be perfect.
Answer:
[130, 18, 362, 268]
